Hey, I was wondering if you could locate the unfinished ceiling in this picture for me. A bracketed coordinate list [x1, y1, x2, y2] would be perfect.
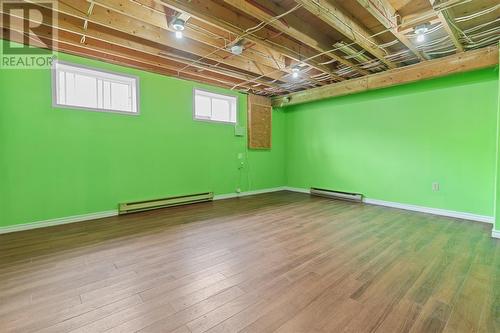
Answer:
[1, 0, 499, 96]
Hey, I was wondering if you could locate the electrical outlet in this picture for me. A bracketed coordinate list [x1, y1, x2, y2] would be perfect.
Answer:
[432, 182, 440, 191]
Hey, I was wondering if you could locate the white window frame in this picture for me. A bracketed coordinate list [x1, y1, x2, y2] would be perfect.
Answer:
[52, 60, 140, 115]
[193, 88, 238, 124]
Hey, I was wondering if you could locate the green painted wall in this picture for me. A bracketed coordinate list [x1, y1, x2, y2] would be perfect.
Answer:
[283, 68, 499, 217]
[1, 40, 498, 230]
[0, 48, 285, 227]
[495, 47, 500, 232]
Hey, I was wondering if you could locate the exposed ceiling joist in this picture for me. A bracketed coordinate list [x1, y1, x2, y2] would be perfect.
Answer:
[272, 45, 498, 107]
[356, 0, 428, 61]
[2, 28, 267, 92]
[85, 0, 289, 75]
[294, 0, 397, 69]
[52, 0, 288, 83]
[429, 0, 465, 52]
[158, 0, 342, 80]
[1, 6, 282, 93]
[1, 0, 496, 97]
[221, 0, 369, 76]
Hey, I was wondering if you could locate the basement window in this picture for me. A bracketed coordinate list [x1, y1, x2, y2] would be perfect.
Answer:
[52, 61, 139, 115]
[193, 89, 237, 124]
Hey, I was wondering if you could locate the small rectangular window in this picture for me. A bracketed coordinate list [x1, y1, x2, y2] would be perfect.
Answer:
[194, 89, 237, 124]
[52, 61, 139, 115]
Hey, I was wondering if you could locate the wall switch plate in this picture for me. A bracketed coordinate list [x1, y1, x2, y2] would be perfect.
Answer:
[432, 182, 440, 191]
[234, 125, 245, 137]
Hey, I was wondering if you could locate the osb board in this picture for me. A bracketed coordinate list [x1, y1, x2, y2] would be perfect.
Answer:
[248, 94, 272, 149]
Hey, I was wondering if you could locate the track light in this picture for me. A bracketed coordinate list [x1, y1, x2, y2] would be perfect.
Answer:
[414, 23, 429, 43]
[291, 67, 300, 78]
[172, 18, 185, 39]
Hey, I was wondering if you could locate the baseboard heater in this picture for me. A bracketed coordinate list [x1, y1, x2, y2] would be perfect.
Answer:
[310, 188, 363, 203]
[119, 192, 214, 214]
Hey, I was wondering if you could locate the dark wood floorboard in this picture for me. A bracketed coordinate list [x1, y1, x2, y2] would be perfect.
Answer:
[0, 191, 498, 333]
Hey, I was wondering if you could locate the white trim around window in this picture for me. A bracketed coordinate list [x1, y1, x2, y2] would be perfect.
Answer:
[193, 88, 238, 124]
[52, 60, 140, 115]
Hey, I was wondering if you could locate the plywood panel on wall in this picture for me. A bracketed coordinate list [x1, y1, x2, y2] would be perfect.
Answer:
[248, 94, 272, 149]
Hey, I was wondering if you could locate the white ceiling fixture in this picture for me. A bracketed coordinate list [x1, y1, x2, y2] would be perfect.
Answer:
[230, 40, 244, 55]
[172, 18, 185, 39]
[171, 13, 190, 39]
[414, 23, 430, 43]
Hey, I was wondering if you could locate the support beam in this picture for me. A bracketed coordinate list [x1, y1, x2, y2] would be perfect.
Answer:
[295, 0, 397, 69]
[272, 46, 498, 107]
[429, 0, 464, 52]
[1, 28, 264, 92]
[222, 0, 369, 76]
[86, 0, 289, 75]
[47, 0, 288, 82]
[1, 7, 283, 93]
[159, 0, 342, 80]
[356, 0, 427, 61]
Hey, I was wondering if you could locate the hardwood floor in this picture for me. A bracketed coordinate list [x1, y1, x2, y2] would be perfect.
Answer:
[0, 191, 498, 333]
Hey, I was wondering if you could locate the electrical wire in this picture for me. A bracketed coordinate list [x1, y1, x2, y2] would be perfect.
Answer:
[229, 0, 492, 92]
[454, 4, 500, 22]
[176, 3, 303, 75]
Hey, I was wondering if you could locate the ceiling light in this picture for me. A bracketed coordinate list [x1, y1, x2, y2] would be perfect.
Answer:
[172, 18, 185, 31]
[414, 23, 429, 43]
[230, 40, 244, 55]
[230, 45, 243, 55]
[172, 18, 185, 39]
[291, 67, 300, 78]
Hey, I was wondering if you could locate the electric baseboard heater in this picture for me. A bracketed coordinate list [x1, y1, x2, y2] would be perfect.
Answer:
[119, 192, 214, 214]
[310, 187, 363, 203]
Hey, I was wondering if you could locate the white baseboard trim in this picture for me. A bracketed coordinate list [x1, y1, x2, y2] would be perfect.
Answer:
[0, 188, 287, 235]
[283, 186, 310, 194]
[363, 198, 493, 224]
[2, 188, 495, 235]
[280, 187, 494, 224]
[492, 229, 500, 239]
[213, 187, 286, 200]
[0, 210, 118, 235]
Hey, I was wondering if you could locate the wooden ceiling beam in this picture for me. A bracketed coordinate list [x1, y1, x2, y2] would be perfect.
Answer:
[222, 0, 369, 76]
[295, 0, 397, 69]
[86, 0, 288, 74]
[272, 45, 498, 106]
[429, 0, 464, 52]
[355, 0, 428, 61]
[46, 0, 288, 83]
[1, 28, 266, 93]
[399, 12, 440, 34]
[159, 0, 343, 80]
[1, 6, 284, 93]
[398, 0, 464, 33]
[2, 24, 270, 92]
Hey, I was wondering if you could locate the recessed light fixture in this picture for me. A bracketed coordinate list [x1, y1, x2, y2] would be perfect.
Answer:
[172, 18, 185, 39]
[414, 23, 429, 43]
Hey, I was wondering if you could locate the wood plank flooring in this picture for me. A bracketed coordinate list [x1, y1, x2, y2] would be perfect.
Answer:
[0, 191, 498, 333]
